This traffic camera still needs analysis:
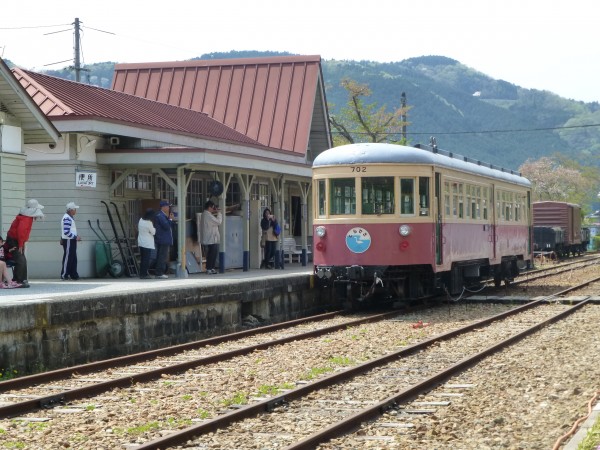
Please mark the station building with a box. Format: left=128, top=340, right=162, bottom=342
left=0, top=55, right=331, bottom=279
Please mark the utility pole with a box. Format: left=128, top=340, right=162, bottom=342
left=401, top=92, right=407, bottom=142
left=74, top=18, right=82, bottom=82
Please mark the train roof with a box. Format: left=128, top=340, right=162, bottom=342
left=313, top=143, right=531, bottom=187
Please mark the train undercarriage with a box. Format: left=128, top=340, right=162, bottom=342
left=315, top=256, right=524, bottom=307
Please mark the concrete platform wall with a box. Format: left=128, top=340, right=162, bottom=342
left=0, top=275, right=336, bottom=375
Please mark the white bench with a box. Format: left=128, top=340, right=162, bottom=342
left=283, top=237, right=311, bottom=263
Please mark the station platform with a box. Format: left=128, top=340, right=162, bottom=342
left=0, top=264, right=322, bottom=375
left=0, top=265, right=313, bottom=304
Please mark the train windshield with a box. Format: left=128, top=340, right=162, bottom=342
left=330, top=178, right=356, bottom=215
left=362, top=177, right=394, bottom=214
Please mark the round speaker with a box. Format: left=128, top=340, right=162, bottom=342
left=208, top=180, right=224, bottom=197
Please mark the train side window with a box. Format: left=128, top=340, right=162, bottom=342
left=400, top=178, right=414, bottom=215
left=444, top=181, right=451, bottom=217
left=330, top=178, right=356, bottom=215
left=482, top=187, right=488, bottom=220
left=419, top=177, right=430, bottom=216
left=466, top=185, right=472, bottom=219
left=362, top=177, right=394, bottom=215
left=318, top=179, right=326, bottom=217
left=458, top=183, right=464, bottom=219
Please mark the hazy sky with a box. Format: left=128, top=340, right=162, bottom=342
left=2, top=0, right=598, bottom=102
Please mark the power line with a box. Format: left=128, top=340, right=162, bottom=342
left=0, top=24, right=71, bottom=30
left=332, top=122, right=600, bottom=137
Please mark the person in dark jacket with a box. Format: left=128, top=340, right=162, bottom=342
left=154, top=200, right=174, bottom=279
left=260, top=208, right=279, bottom=269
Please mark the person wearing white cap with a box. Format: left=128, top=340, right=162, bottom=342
left=60, top=201, right=81, bottom=280
left=5, top=199, right=45, bottom=287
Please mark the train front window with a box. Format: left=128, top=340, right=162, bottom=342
left=362, top=177, right=394, bottom=215
left=330, top=178, right=356, bottom=215
left=400, top=178, right=414, bottom=215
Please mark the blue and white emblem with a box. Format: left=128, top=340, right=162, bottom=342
left=345, top=227, right=371, bottom=253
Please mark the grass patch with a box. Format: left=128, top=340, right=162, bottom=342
left=2, top=442, right=26, bottom=449
left=0, top=369, right=19, bottom=381
left=221, top=392, right=248, bottom=407
left=577, top=412, right=600, bottom=450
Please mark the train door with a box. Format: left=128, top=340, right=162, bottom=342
left=435, top=172, right=443, bottom=265
left=490, top=185, right=497, bottom=259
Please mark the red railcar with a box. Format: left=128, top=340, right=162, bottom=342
left=312, top=142, right=532, bottom=304
left=533, top=201, right=586, bottom=256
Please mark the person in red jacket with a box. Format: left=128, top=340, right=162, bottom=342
left=5, top=199, right=45, bottom=288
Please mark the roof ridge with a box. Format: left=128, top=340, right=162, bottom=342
left=114, top=55, right=322, bottom=70
left=14, top=68, right=268, bottom=148
left=12, top=67, right=74, bottom=115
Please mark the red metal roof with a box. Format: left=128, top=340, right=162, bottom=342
left=11, top=68, right=265, bottom=147
left=112, top=55, right=325, bottom=155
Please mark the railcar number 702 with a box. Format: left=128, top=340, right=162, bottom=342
left=350, top=166, right=367, bottom=172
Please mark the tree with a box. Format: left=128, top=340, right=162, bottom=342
left=329, top=78, right=410, bottom=146
left=518, top=156, right=599, bottom=209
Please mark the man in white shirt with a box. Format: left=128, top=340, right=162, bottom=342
left=61, top=202, right=81, bottom=280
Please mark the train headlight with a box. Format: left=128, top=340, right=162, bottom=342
left=399, top=224, right=412, bottom=236
left=315, top=226, right=327, bottom=238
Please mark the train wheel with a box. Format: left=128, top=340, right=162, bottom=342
left=343, top=283, right=364, bottom=310
left=494, top=273, right=502, bottom=287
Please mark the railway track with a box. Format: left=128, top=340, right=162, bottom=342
left=0, top=310, right=403, bottom=418
left=136, top=298, right=591, bottom=449
left=1, top=271, right=598, bottom=448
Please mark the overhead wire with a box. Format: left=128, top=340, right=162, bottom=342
left=332, top=122, right=600, bottom=137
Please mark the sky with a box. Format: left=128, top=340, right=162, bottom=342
left=1, top=0, right=599, bottom=103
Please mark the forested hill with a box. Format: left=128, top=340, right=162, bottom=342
left=7, top=51, right=600, bottom=169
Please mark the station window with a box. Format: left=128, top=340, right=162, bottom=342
left=138, top=173, right=152, bottom=191
left=186, top=177, right=204, bottom=219
left=419, top=177, right=430, bottom=216
left=330, top=178, right=356, bottom=215
left=251, top=182, right=270, bottom=207
left=362, top=177, right=394, bottom=215
left=112, top=170, right=124, bottom=197
left=157, top=175, right=176, bottom=205
left=400, top=178, right=414, bottom=215
left=226, top=181, right=241, bottom=210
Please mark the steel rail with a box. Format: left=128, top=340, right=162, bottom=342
left=286, top=299, right=591, bottom=449
left=133, top=299, right=548, bottom=450
left=0, top=310, right=344, bottom=392
left=0, top=310, right=400, bottom=419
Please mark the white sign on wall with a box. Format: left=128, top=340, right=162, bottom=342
left=76, top=170, right=97, bottom=188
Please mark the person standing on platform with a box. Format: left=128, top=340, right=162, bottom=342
left=200, top=200, right=222, bottom=274
left=60, top=202, right=81, bottom=280
left=154, top=200, right=174, bottom=279
left=137, top=208, right=156, bottom=279
left=5, top=199, right=45, bottom=288
left=0, top=236, right=21, bottom=288
left=260, top=208, right=279, bottom=269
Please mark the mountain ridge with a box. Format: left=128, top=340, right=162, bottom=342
left=5, top=51, right=599, bottom=170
